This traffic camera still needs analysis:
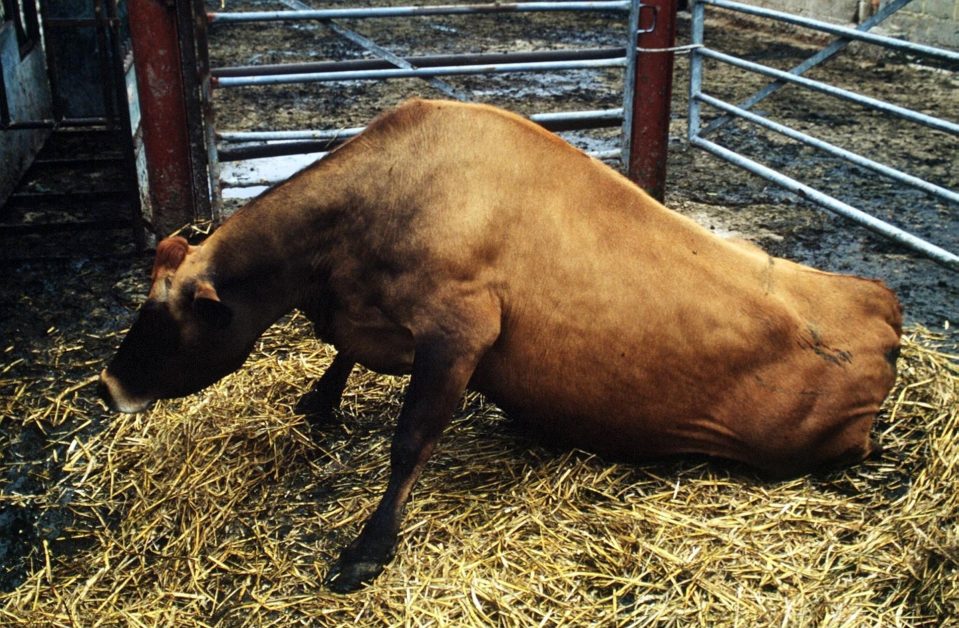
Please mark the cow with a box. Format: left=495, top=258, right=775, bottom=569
left=99, top=99, right=902, bottom=593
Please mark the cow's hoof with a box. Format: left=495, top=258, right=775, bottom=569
left=294, top=390, right=337, bottom=424
left=324, top=557, right=386, bottom=593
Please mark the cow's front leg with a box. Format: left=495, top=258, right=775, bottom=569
left=295, top=352, right=354, bottom=424
left=324, top=322, right=495, bottom=593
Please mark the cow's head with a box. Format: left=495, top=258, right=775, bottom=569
left=98, top=236, right=255, bottom=413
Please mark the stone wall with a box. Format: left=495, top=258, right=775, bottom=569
left=884, top=0, right=959, bottom=47
left=735, top=0, right=958, bottom=50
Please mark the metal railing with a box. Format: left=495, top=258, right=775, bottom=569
left=207, top=1, right=645, bottom=166
left=688, top=0, right=958, bottom=270
left=208, top=1, right=633, bottom=21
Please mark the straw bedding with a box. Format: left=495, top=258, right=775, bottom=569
left=1, top=316, right=956, bottom=626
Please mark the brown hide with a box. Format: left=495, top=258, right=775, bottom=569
left=104, top=98, right=901, bottom=478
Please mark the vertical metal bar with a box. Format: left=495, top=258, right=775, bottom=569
left=93, top=0, right=119, bottom=128
left=105, top=0, right=147, bottom=249
left=0, top=60, right=10, bottom=128
left=189, top=0, right=221, bottom=222
left=127, top=0, right=199, bottom=236
left=620, top=0, right=641, bottom=168
left=175, top=0, right=214, bottom=223
left=627, top=0, right=678, bottom=201
left=36, top=2, right=66, bottom=125
left=687, top=0, right=705, bottom=142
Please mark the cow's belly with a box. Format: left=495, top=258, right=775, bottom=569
left=469, top=331, right=734, bottom=460
left=328, top=313, right=415, bottom=376
left=471, top=343, right=832, bottom=472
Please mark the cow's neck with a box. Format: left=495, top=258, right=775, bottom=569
left=200, top=173, right=349, bottom=334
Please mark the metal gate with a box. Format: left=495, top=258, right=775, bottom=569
left=687, top=0, right=959, bottom=270
left=204, top=0, right=681, bottom=201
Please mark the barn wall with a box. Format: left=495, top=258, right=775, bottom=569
left=736, top=0, right=959, bottom=49
left=884, top=0, right=959, bottom=46
left=0, top=24, right=52, bottom=206
left=734, top=0, right=863, bottom=23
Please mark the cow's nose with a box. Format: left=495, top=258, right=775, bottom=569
left=97, top=370, right=117, bottom=410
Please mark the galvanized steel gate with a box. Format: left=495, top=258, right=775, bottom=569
left=206, top=0, right=679, bottom=199
left=687, top=0, right=959, bottom=270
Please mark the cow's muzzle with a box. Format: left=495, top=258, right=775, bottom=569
left=98, top=369, right=154, bottom=413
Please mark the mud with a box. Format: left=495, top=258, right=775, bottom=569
left=1, top=0, right=956, bottom=593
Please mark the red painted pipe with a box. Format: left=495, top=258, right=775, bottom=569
left=628, top=0, right=678, bottom=202
left=128, top=0, right=196, bottom=237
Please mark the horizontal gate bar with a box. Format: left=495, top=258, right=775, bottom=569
left=42, top=17, right=123, bottom=28
left=208, top=2, right=631, bottom=23
left=689, top=135, right=959, bottom=270
left=217, top=109, right=625, bottom=160
left=698, top=48, right=959, bottom=137
left=5, top=190, right=132, bottom=206
left=532, top=108, right=624, bottom=125
left=213, top=47, right=626, bottom=78
left=221, top=144, right=624, bottom=186
left=0, top=219, right=133, bottom=235
left=218, top=109, right=625, bottom=142
left=219, top=142, right=339, bottom=161
left=700, top=0, right=912, bottom=136
left=213, top=57, right=627, bottom=87
left=695, top=93, right=959, bottom=206
left=1, top=117, right=114, bottom=130
left=702, top=0, right=959, bottom=63
left=219, top=127, right=365, bottom=142
left=321, top=18, right=467, bottom=100
left=590, top=149, right=622, bottom=159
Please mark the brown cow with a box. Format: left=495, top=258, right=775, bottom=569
left=99, top=99, right=902, bottom=592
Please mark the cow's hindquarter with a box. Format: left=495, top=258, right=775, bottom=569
left=469, top=175, right=900, bottom=476
left=729, top=260, right=902, bottom=475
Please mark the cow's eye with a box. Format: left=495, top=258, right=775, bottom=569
left=132, top=302, right=181, bottom=352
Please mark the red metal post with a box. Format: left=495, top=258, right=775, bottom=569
left=627, top=0, right=679, bottom=202
left=127, top=0, right=198, bottom=237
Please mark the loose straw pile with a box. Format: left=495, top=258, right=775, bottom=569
left=2, top=315, right=956, bottom=625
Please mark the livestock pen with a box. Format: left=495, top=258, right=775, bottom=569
left=1, top=0, right=957, bottom=625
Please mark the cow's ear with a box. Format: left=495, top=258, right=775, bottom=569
left=153, top=236, right=191, bottom=281
left=193, top=281, right=233, bottom=329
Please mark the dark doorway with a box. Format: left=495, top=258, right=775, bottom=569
left=0, top=0, right=142, bottom=259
